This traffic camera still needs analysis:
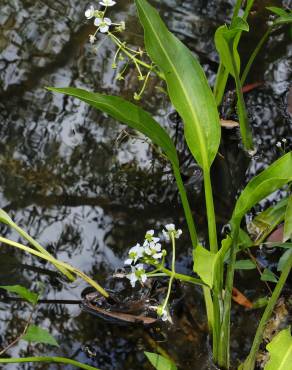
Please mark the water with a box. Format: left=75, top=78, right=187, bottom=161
left=0, top=0, right=291, bottom=369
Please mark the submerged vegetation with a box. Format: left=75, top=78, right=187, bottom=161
left=0, top=0, right=291, bottom=369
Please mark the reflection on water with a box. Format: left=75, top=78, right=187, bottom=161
left=0, top=0, right=291, bottom=369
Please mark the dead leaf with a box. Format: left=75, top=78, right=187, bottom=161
left=220, top=119, right=239, bottom=128
left=232, top=287, right=253, bottom=309
left=267, top=225, right=284, bottom=243
left=242, top=82, right=263, bottom=93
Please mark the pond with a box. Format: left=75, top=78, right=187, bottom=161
left=0, top=0, right=291, bottom=369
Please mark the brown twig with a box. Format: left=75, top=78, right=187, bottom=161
left=0, top=309, right=34, bottom=356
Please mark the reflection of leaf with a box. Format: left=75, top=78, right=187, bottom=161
left=234, top=260, right=256, bottom=270
left=261, top=269, right=278, bottom=283
left=144, top=352, right=177, bottom=370
left=22, top=325, right=59, bottom=347
left=265, top=328, right=292, bottom=370
left=0, top=285, right=38, bottom=305
left=284, top=196, right=292, bottom=242
left=135, top=0, right=220, bottom=170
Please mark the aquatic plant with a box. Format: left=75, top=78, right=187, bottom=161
left=1, top=0, right=291, bottom=369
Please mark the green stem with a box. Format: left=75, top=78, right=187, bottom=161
left=203, top=169, right=218, bottom=253
left=0, top=236, right=109, bottom=298
left=0, top=357, right=100, bottom=370
left=161, top=233, right=176, bottom=313
left=159, top=266, right=205, bottom=286
left=172, top=164, right=198, bottom=248
left=230, top=49, right=254, bottom=151
left=242, top=251, right=292, bottom=370
left=218, top=225, right=240, bottom=369
left=240, top=28, right=271, bottom=86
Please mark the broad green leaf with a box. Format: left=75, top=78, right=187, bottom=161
left=248, top=197, right=288, bottom=245
left=135, top=0, right=220, bottom=170
left=144, top=352, right=177, bottom=370
left=284, top=196, right=292, bottom=242
left=232, top=152, right=292, bottom=222
left=47, top=88, right=178, bottom=167
left=265, top=327, right=292, bottom=370
left=215, top=18, right=249, bottom=77
left=193, top=245, right=220, bottom=288
left=234, top=260, right=256, bottom=270
left=261, top=268, right=278, bottom=283
left=0, top=285, right=38, bottom=305
left=22, top=325, right=59, bottom=347
left=277, top=249, right=292, bottom=272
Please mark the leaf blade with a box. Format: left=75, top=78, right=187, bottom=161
left=284, top=196, right=292, bottom=242
left=265, top=328, right=292, bottom=370
left=135, top=0, right=220, bottom=169
left=0, top=285, right=38, bottom=305
left=144, top=352, right=177, bottom=370
left=22, top=325, right=59, bottom=347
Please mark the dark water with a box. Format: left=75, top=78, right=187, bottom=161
left=0, top=0, right=291, bottom=369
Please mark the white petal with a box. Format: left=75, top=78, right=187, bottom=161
left=104, top=17, right=112, bottom=25
left=146, top=229, right=154, bottom=236
left=124, top=258, right=133, bottom=265
left=162, top=230, right=170, bottom=241
left=94, top=18, right=102, bottom=26
left=153, top=253, right=163, bottom=259
left=165, top=223, right=175, bottom=231
left=152, top=237, right=160, bottom=243
left=136, top=263, right=144, bottom=270
left=99, top=25, right=109, bottom=33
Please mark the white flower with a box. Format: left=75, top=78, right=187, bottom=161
left=145, top=229, right=160, bottom=244
left=85, top=5, right=95, bottom=19
left=127, top=264, right=147, bottom=287
left=94, top=17, right=112, bottom=33
left=124, top=243, right=144, bottom=265
left=89, top=34, right=96, bottom=44
left=282, top=138, right=287, bottom=143
left=276, top=141, right=282, bottom=148
left=144, top=241, right=163, bottom=260
left=163, top=224, right=182, bottom=241
left=99, top=0, right=116, bottom=6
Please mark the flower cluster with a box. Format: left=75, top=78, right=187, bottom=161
left=85, top=1, right=125, bottom=42
left=124, top=225, right=182, bottom=287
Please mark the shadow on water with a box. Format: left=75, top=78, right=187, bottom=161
left=0, top=0, right=291, bottom=369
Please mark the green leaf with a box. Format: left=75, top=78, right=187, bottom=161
left=232, top=152, right=292, bottom=222
left=22, top=325, right=59, bottom=347
left=234, top=260, right=256, bottom=270
left=265, top=327, right=292, bottom=370
left=266, top=6, right=290, bottom=17
left=284, top=196, right=292, bottom=242
left=215, top=18, right=249, bottom=77
left=0, top=285, right=38, bottom=305
left=261, top=268, right=278, bottom=283
left=273, top=15, right=292, bottom=26
left=0, top=209, right=74, bottom=281
left=47, top=88, right=178, bottom=167
left=277, top=249, right=292, bottom=272
left=144, top=352, right=177, bottom=370
left=193, top=245, right=220, bottom=288
left=135, top=0, right=220, bottom=170
left=249, top=197, right=288, bottom=245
